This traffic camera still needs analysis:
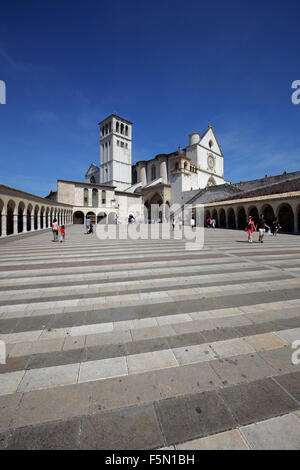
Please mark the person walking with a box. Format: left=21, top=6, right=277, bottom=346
left=86, top=217, right=91, bottom=234
left=272, top=217, right=281, bottom=236
left=246, top=216, right=255, bottom=243
left=190, top=217, right=196, bottom=231
left=59, top=225, right=66, bottom=242
left=257, top=214, right=270, bottom=243
left=52, top=218, right=58, bottom=242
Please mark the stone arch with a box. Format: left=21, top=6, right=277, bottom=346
left=237, top=206, right=247, bottom=230
left=297, top=203, right=300, bottom=234
left=7, top=199, right=16, bottom=235
left=205, top=210, right=211, bottom=226
left=277, top=203, right=294, bottom=233
left=40, top=206, right=45, bottom=229
left=97, top=211, right=107, bottom=224
left=227, top=207, right=236, bottom=229
left=27, top=204, right=33, bottom=231
left=18, top=201, right=26, bottom=233
left=147, top=193, right=163, bottom=221
left=86, top=211, right=96, bottom=224
left=73, top=211, right=84, bottom=224
left=261, top=204, right=275, bottom=228
left=212, top=209, right=218, bottom=225
left=45, top=207, right=50, bottom=228
left=0, top=198, right=4, bottom=236
left=219, top=208, right=226, bottom=228
left=34, top=205, right=39, bottom=230
left=206, top=176, right=216, bottom=187
left=247, top=206, right=259, bottom=226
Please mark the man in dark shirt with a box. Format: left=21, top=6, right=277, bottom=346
left=257, top=214, right=270, bottom=243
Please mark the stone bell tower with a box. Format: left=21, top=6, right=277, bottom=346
left=98, top=114, right=132, bottom=191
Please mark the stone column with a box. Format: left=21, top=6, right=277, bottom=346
left=37, top=212, right=41, bottom=230
left=47, top=213, right=51, bottom=228
left=23, top=214, right=27, bottom=233
left=293, top=207, right=299, bottom=233
left=31, top=214, right=35, bottom=230
left=159, top=156, right=168, bottom=184
left=138, top=162, right=147, bottom=186
left=13, top=213, right=18, bottom=235
left=1, top=213, right=7, bottom=237
left=234, top=208, right=238, bottom=229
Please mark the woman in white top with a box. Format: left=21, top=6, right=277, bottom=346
left=52, top=219, right=59, bottom=242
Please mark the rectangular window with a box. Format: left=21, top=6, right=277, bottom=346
left=121, top=141, right=124, bottom=148
left=117, top=140, right=119, bottom=146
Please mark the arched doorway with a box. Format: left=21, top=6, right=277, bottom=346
left=6, top=200, right=15, bottom=235
left=219, top=208, right=226, bottom=228
left=147, top=194, right=163, bottom=221
left=261, top=204, right=275, bottom=228
left=237, top=207, right=247, bottom=230
left=205, top=210, right=211, bottom=226
left=18, top=202, right=25, bottom=233
left=73, top=211, right=84, bottom=224
left=0, top=199, right=4, bottom=236
left=248, top=206, right=259, bottom=226
left=27, top=204, right=33, bottom=231
left=227, top=208, right=236, bottom=229
left=34, top=206, right=39, bottom=230
left=40, top=207, right=45, bottom=229
left=97, top=212, right=107, bottom=224
left=277, top=203, right=294, bottom=232
left=212, top=209, right=218, bottom=227
left=86, top=211, right=96, bottom=224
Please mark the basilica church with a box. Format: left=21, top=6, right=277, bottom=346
left=81, top=114, right=225, bottom=222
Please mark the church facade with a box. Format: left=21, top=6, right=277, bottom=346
left=83, top=114, right=225, bottom=221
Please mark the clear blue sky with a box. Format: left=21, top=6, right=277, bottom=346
left=0, top=0, right=299, bottom=196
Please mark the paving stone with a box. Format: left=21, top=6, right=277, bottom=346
left=259, top=347, right=300, bottom=374
left=0, top=393, right=22, bottom=432
left=131, top=325, right=176, bottom=342
left=240, top=413, right=300, bottom=449
left=78, top=356, right=128, bottom=383
left=7, top=417, right=81, bottom=450
left=85, top=343, right=127, bottom=361
left=172, top=319, right=216, bottom=335
left=219, top=378, right=298, bottom=426
left=276, top=328, right=300, bottom=344
left=125, top=337, right=170, bottom=356
left=80, top=404, right=164, bottom=450
left=167, top=332, right=206, bottom=349
left=12, top=383, right=91, bottom=429
left=155, top=362, right=223, bottom=398
left=88, top=371, right=162, bottom=413
left=0, top=431, right=9, bottom=449
left=155, top=390, right=236, bottom=445
left=173, top=344, right=216, bottom=365
left=0, top=355, right=29, bottom=373
left=63, top=334, right=86, bottom=350
left=210, top=338, right=255, bottom=358
left=85, top=330, right=132, bottom=347
left=18, top=363, right=80, bottom=392
left=244, top=333, right=289, bottom=351
left=127, top=349, right=178, bottom=375
left=274, top=372, right=300, bottom=403
left=213, top=315, right=252, bottom=329
left=201, top=327, right=240, bottom=342
left=210, top=353, right=277, bottom=385
left=177, top=429, right=249, bottom=450
left=26, top=348, right=85, bottom=370
left=0, top=370, right=25, bottom=396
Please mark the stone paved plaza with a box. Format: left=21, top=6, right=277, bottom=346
left=0, top=226, right=300, bottom=450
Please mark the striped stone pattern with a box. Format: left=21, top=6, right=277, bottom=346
left=0, top=226, right=300, bottom=450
